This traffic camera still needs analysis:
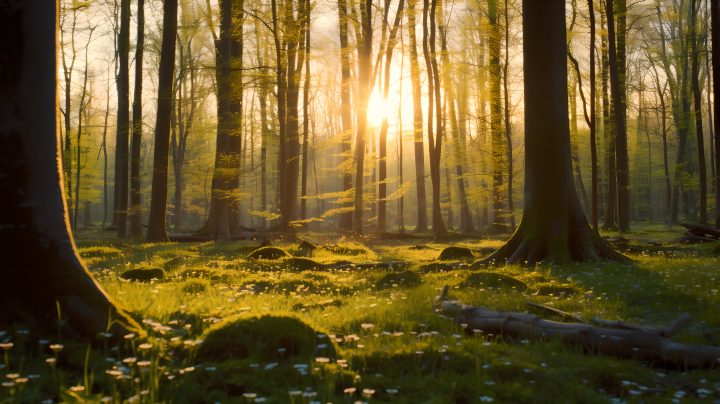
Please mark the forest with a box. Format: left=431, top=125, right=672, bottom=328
left=2, top=0, right=720, bottom=403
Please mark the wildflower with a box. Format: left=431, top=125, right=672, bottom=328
left=70, top=386, right=85, bottom=392
left=138, top=343, right=153, bottom=350
left=101, top=397, right=113, bottom=402
left=479, top=396, right=494, bottom=402
left=5, top=374, right=19, bottom=380
left=628, top=390, right=641, bottom=395
left=206, top=367, right=217, bottom=371
left=316, top=357, right=330, bottom=363
left=485, top=381, right=495, bottom=385
left=184, top=367, right=195, bottom=372
left=362, top=389, right=375, bottom=397
left=123, top=357, right=137, bottom=364
left=473, top=329, right=483, bottom=334
left=344, top=387, right=357, bottom=396
left=137, top=361, right=151, bottom=367
left=483, top=342, right=491, bottom=346
left=49, top=344, right=64, bottom=352
left=39, top=340, right=49, bottom=345
left=0, top=343, right=13, bottom=351
left=128, top=396, right=140, bottom=403
left=361, top=324, right=374, bottom=329
left=2, top=382, right=14, bottom=387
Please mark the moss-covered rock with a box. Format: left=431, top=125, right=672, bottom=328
left=163, top=256, right=186, bottom=271
left=246, top=246, right=290, bottom=260
left=438, top=246, right=474, bottom=260
left=461, top=272, right=528, bottom=292
left=78, top=246, right=123, bottom=259
left=375, top=270, right=423, bottom=290
left=120, top=267, right=165, bottom=282
left=195, top=313, right=336, bottom=362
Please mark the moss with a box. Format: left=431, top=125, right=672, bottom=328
left=246, top=246, right=290, bottom=260
left=297, top=240, right=318, bottom=250
left=235, top=245, right=260, bottom=256
left=180, top=268, right=214, bottom=278
left=418, top=261, right=458, bottom=273
left=195, top=313, right=336, bottom=362
left=375, top=270, right=423, bottom=290
left=461, top=272, right=528, bottom=292
left=438, top=246, right=474, bottom=260
left=324, top=244, right=369, bottom=256
left=120, top=267, right=165, bottom=282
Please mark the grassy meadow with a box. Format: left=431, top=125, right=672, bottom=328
left=2, top=225, right=720, bottom=403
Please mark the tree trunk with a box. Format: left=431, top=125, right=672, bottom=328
left=258, top=24, right=270, bottom=231
left=116, top=0, right=131, bottom=239
left=691, top=0, right=707, bottom=223
left=146, top=0, right=178, bottom=243
left=713, top=0, right=720, bottom=227
left=338, top=0, right=354, bottom=231
left=301, top=3, right=311, bottom=223
left=129, top=0, right=144, bottom=237
left=407, top=0, right=429, bottom=233
left=353, top=0, right=373, bottom=236
left=228, top=5, right=244, bottom=235
left=610, top=0, right=630, bottom=231
left=74, top=32, right=91, bottom=231
left=478, top=0, right=628, bottom=265
left=601, top=9, right=617, bottom=230
left=0, top=2, right=135, bottom=338
left=487, top=0, right=505, bottom=231
left=588, top=0, right=597, bottom=232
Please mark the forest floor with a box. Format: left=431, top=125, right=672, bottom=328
left=3, top=224, right=720, bottom=403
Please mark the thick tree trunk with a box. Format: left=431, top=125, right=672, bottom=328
left=228, top=8, right=244, bottom=235
left=116, top=0, right=131, bottom=239
left=146, top=0, right=178, bottom=243
left=407, top=0, right=429, bottom=233
left=129, top=0, right=144, bottom=237
left=600, top=10, right=617, bottom=230
left=478, top=0, right=628, bottom=265
left=0, top=2, right=135, bottom=338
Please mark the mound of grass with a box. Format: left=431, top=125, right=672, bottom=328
left=461, top=272, right=528, bottom=292
left=375, top=270, right=423, bottom=290
left=120, top=267, right=165, bottom=282
left=78, top=246, right=123, bottom=259
left=181, top=279, right=208, bottom=294
left=246, top=246, right=290, bottom=260
left=438, top=246, right=474, bottom=260
left=196, top=313, right=336, bottom=361
left=533, top=282, right=578, bottom=296
left=324, top=244, right=369, bottom=256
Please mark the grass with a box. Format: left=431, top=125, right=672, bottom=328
left=2, top=224, right=720, bottom=403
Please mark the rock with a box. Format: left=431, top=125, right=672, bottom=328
left=196, top=313, right=336, bottom=362
left=438, top=246, right=474, bottom=260
left=297, top=240, right=318, bottom=250
left=461, top=272, right=528, bottom=292
left=163, top=256, right=186, bottom=271
left=375, top=270, right=423, bottom=290
left=120, top=267, right=165, bottom=282
left=246, top=246, right=290, bottom=260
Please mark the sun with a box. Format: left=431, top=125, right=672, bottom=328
left=366, top=90, right=388, bottom=128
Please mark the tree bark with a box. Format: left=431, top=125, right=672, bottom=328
left=691, top=0, right=707, bottom=223
left=407, top=0, right=429, bottom=233
left=609, top=0, right=629, bottom=231
left=601, top=9, right=617, bottom=230
left=713, top=0, right=720, bottom=227
left=353, top=0, right=373, bottom=236
left=301, top=0, right=311, bottom=223
left=129, top=0, right=144, bottom=237
left=477, top=0, right=628, bottom=265
left=146, top=0, right=178, bottom=243
left=338, top=0, right=354, bottom=231
left=488, top=0, right=505, bottom=231
left=0, top=1, right=135, bottom=338
left=116, top=0, right=131, bottom=239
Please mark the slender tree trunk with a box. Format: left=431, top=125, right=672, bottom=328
left=129, top=0, right=144, bottom=237
left=116, top=0, right=131, bottom=239
left=301, top=3, right=311, bottom=223
left=258, top=26, right=270, bottom=230
left=146, top=0, right=178, bottom=242
left=73, top=34, right=91, bottom=231
left=407, top=0, right=429, bottom=232
left=338, top=0, right=354, bottom=231
left=488, top=0, right=505, bottom=231
left=601, top=9, right=617, bottom=230
left=589, top=0, right=597, bottom=231
left=691, top=0, right=707, bottom=223
left=503, top=0, right=515, bottom=231
left=353, top=0, right=373, bottom=236
left=102, top=76, right=110, bottom=232
left=611, top=0, right=630, bottom=231
left=713, top=0, right=720, bottom=226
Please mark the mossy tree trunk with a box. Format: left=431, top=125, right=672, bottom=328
left=0, top=1, right=136, bottom=338
left=478, top=0, right=628, bottom=265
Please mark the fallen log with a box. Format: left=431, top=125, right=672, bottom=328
left=442, top=300, right=720, bottom=368
left=673, top=234, right=718, bottom=244
left=525, top=301, right=585, bottom=323
left=680, top=222, right=720, bottom=239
